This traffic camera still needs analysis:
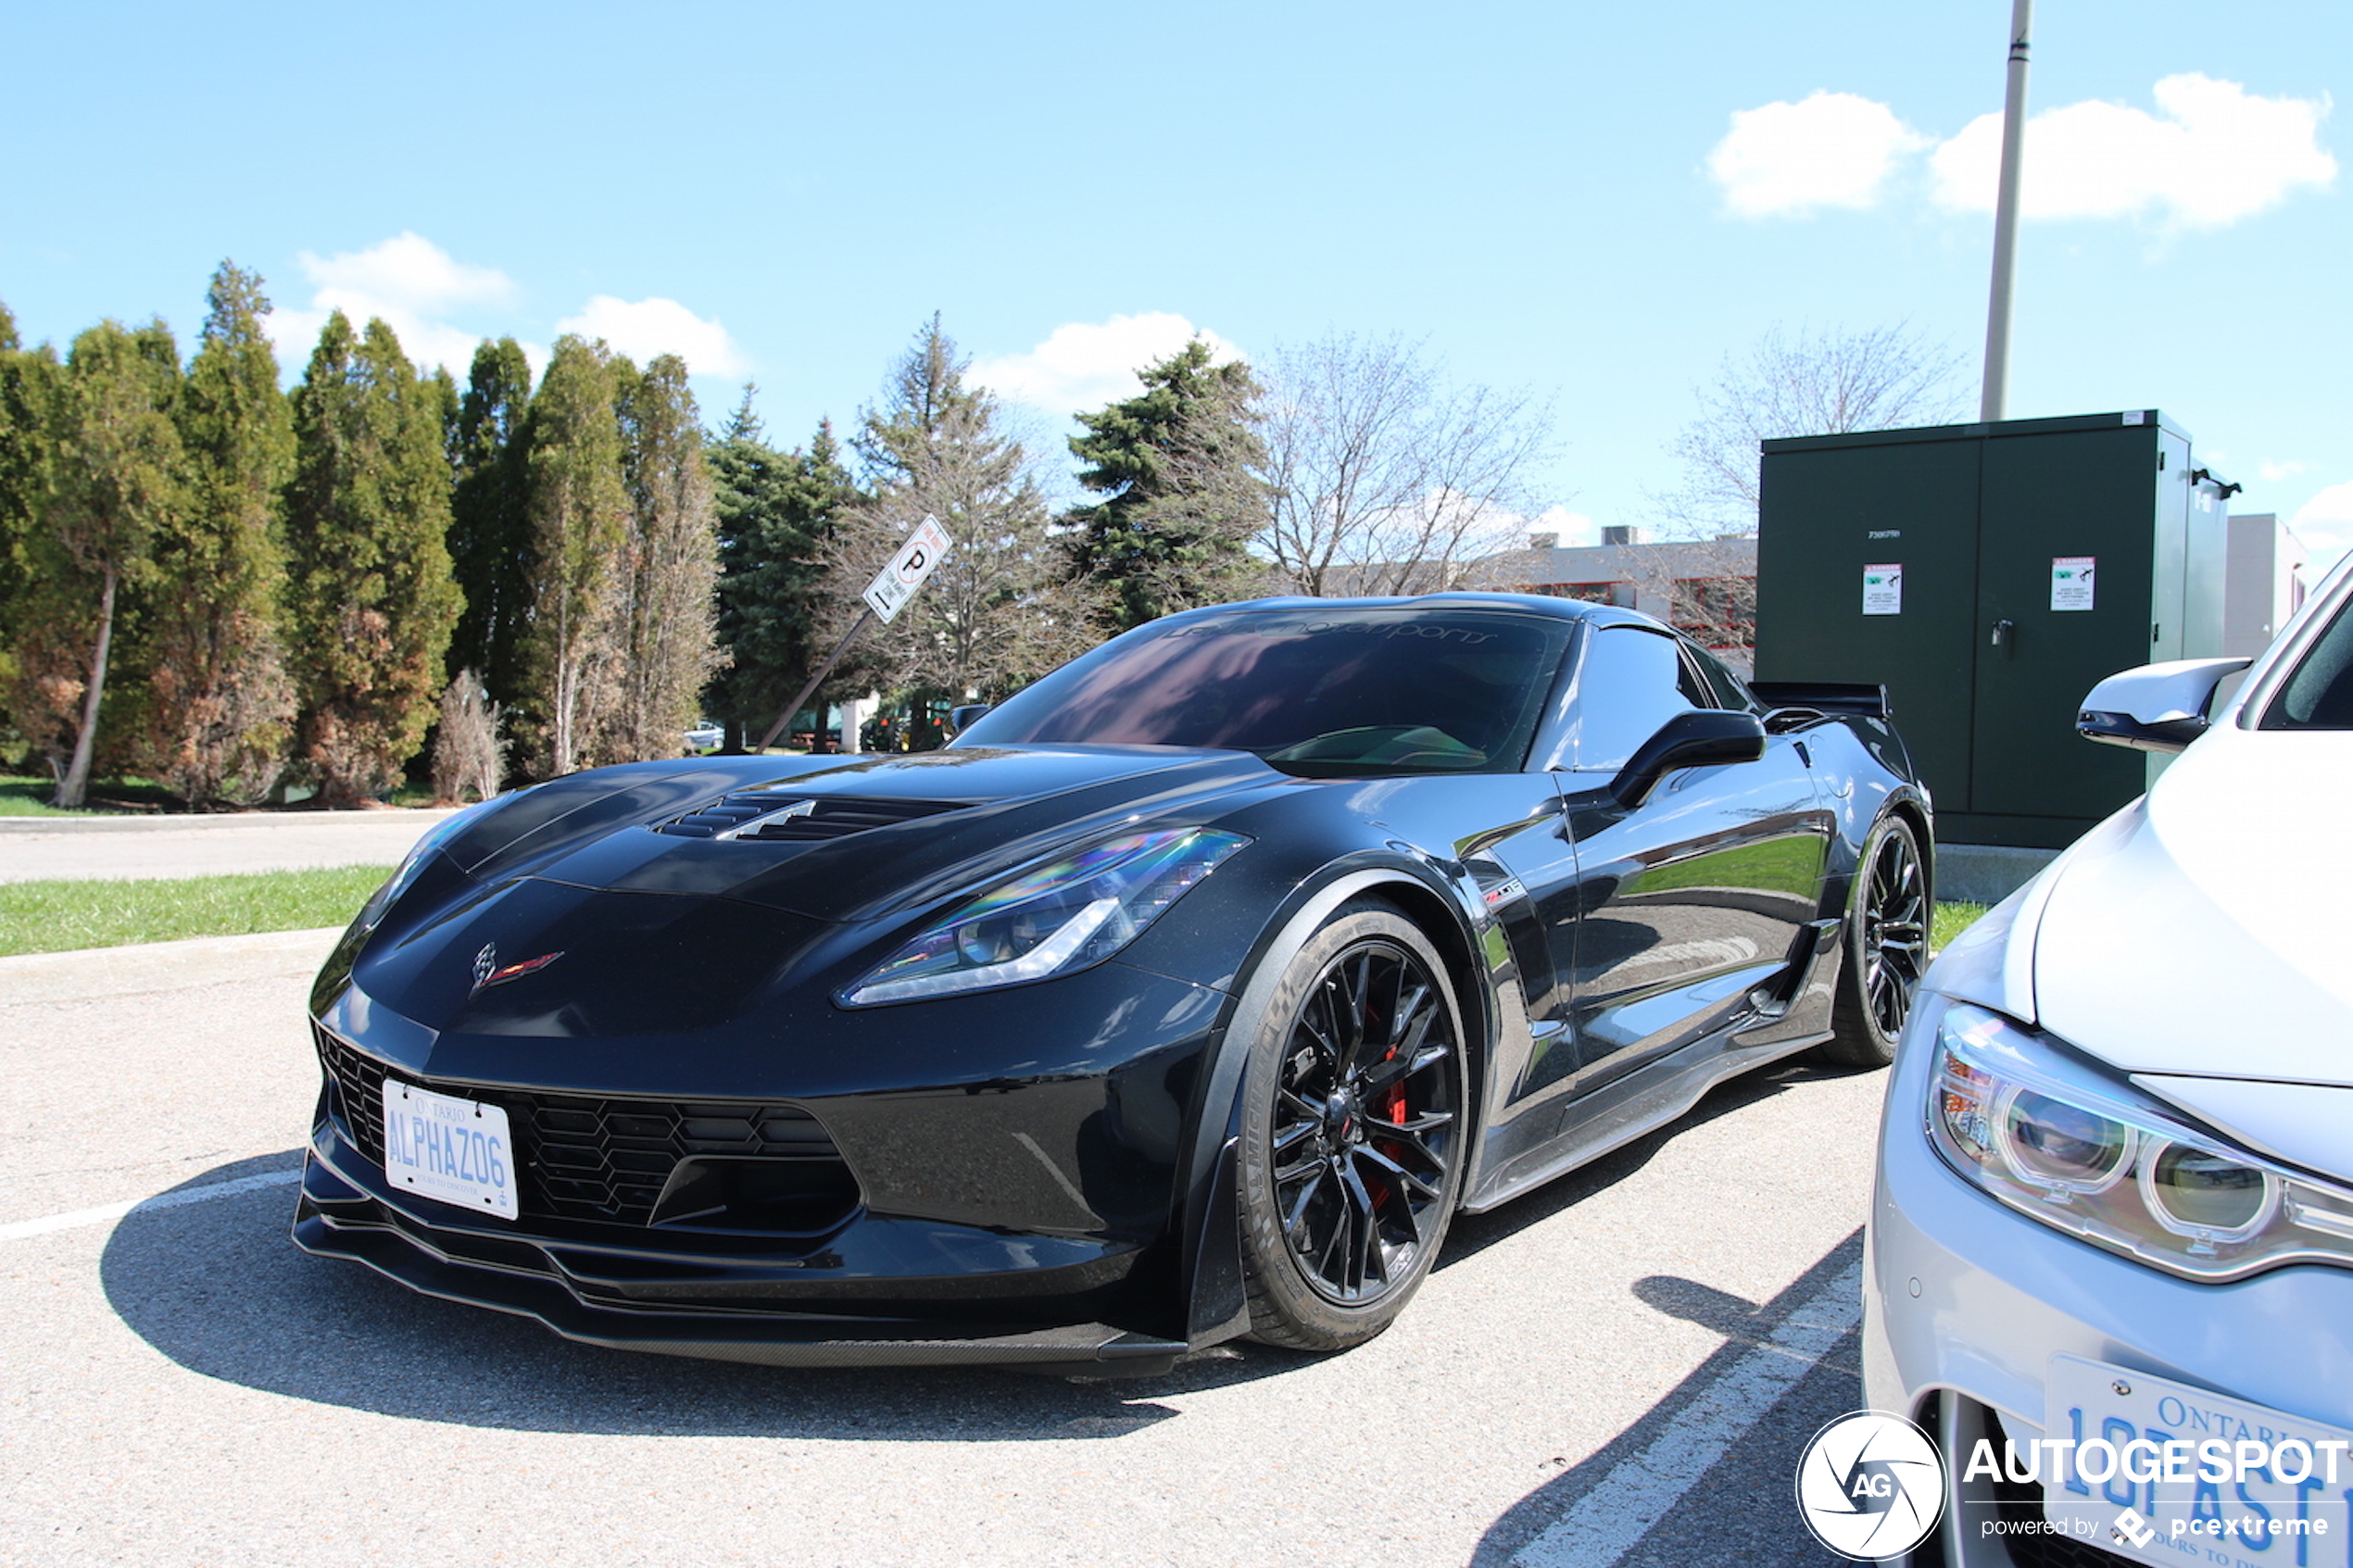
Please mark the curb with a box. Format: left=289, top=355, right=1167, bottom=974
left=0, top=926, right=346, bottom=1005
left=0, top=807, right=461, bottom=835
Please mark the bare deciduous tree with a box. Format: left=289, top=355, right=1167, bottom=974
left=431, top=669, right=506, bottom=803
left=1635, top=322, right=1969, bottom=665
left=1257, top=333, right=1554, bottom=596
left=1655, top=321, right=1969, bottom=539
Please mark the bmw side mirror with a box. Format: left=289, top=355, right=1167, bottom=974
left=2077, top=657, right=2252, bottom=754
left=949, top=703, right=993, bottom=737
left=1611, top=710, right=1768, bottom=809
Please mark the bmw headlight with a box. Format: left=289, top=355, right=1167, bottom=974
left=1926, top=1000, right=2353, bottom=1282
left=353, top=794, right=512, bottom=935
left=840, top=827, right=1248, bottom=1007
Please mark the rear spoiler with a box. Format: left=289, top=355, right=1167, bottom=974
left=1747, top=681, right=1893, bottom=721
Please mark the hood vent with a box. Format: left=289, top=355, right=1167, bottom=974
left=655, top=792, right=967, bottom=842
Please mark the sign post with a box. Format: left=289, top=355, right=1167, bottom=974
left=752, top=518, right=951, bottom=753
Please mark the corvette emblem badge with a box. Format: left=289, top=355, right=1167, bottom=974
left=469, top=942, right=563, bottom=993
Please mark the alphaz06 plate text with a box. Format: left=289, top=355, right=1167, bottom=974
left=380, top=1080, right=518, bottom=1220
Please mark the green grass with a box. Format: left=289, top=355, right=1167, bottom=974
left=1932, top=901, right=1988, bottom=952
left=0, top=772, right=208, bottom=816
left=0, top=863, right=394, bottom=957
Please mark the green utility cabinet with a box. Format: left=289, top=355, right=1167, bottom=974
left=1755, top=411, right=2229, bottom=849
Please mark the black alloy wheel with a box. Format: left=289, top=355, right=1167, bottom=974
left=1821, top=815, right=1929, bottom=1068
left=1236, top=902, right=1467, bottom=1349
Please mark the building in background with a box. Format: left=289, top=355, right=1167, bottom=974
left=1473, top=528, right=1759, bottom=673
left=2223, top=513, right=2308, bottom=658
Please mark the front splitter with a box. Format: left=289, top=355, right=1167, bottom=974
left=293, top=1156, right=1186, bottom=1375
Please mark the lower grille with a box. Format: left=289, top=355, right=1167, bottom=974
left=316, top=1026, right=857, bottom=1232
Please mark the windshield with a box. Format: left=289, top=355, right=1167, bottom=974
left=2261, top=590, right=2353, bottom=729
left=958, top=608, right=1574, bottom=776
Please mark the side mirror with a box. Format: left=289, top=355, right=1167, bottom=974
left=2077, top=657, right=2252, bottom=754
left=949, top=703, right=993, bottom=737
left=1611, top=709, right=1768, bottom=809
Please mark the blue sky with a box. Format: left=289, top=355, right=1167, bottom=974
left=4, top=1, right=2346, bottom=567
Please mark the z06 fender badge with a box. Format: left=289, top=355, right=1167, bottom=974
left=470, top=943, right=564, bottom=993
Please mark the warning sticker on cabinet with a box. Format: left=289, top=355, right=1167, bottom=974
left=2051, top=557, right=2095, bottom=611
left=1862, top=564, right=1902, bottom=616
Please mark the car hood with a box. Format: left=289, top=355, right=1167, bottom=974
left=444, top=744, right=1295, bottom=924
left=333, top=745, right=1297, bottom=1042
left=2031, top=723, right=2353, bottom=1096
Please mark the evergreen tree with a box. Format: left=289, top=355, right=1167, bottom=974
left=707, top=391, right=852, bottom=747
left=604, top=354, right=723, bottom=761
left=6, top=320, right=184, bottom=806
left=445, top=338, right=536, bottom=709
left=1065, top=339, right=1272, bottom=632
left=283, top=312, right=461, bottom=807
left=518, top=334, right=629, bottom=776
left=830, top=317, right=1092, bottom=707
left=0, top=304, right=60, bottom=720
left=136, top=261, right=296, bottom=806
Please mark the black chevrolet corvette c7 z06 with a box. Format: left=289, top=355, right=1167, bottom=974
left=297, top=595, right=1931, bottom=1374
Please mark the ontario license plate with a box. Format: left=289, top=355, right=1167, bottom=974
left=380, top=1079, right=518, bottom=1220
left=2042, top=1354, right=2353, bottom=1564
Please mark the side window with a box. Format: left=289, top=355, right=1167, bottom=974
left=1573, top=627, right=1695, bottom=771
left=1683, top=643, right=1761, bottom=713
left=1675, top=648, right=1718, bottom=709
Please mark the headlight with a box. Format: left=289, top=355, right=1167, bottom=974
left=839, top=827, right=1248, bottom=1007
left=1927, top=1001, right=2353, bottom=1282
left=353, top=794, right=511, bottom=934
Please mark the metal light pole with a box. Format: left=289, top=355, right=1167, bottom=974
left=1980, top=0, right=2033, bottom=421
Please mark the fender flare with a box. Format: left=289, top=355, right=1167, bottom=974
left=1174, top=863, right=1478, bottom=1346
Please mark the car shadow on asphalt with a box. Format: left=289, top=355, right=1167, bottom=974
left=96, top=1151, right=1316, bottom=1438
left=98, top=1055, right=1877, bottom=1444
left=1469, top=1231, right=1866, bottom=1568
left=1438, top=1055, right=1872, bottom=1270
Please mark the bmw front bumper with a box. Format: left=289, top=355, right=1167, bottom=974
left=1862, top=986, right=2353, bottom=1563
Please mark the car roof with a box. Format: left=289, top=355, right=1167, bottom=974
left=1157, top=592, right=1669, bottom=633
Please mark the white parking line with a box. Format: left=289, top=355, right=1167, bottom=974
left=1509, top=1257, right=1864, bottom=1567
left=0, top=1167, right=302, bottom=1242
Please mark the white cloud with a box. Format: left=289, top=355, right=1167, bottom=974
left=2291, top=481, right=2353, bottom=565
left=1528, top=507, right=1602, bottom=548
left=266, top=232, right=520, bottom=376
left=1706, top=91, right=1930, bottom=218
left=1930, top=74, right=2336, bottom=229
left=972, top=313, right=1243, bottom=414
left=554, top=295, right=749, bottom=379
left=2260, top=458, right=2313, bottom=484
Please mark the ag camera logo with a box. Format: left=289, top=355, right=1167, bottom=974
left=1795, top=1410, right=1946, bottom=1560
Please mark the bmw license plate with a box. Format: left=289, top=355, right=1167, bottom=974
left=2043, top=1354, right=2353, bottom=1564
left=380, top=1079, right=518, bottom=1220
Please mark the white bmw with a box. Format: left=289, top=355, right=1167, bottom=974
left=1864, top=552, right=2353, bottom=1567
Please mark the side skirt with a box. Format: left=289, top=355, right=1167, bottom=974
left=1457, top=1019, right=1831, bottom=1215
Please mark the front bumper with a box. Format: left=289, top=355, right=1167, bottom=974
left=294, top=958, right=1239, bottom=1372
left=295, top=1142, right=1188, bottom=1374
left=1862, top=990, right=2353, bottom=1560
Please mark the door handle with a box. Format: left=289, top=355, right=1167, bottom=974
left=1990, top=618, right=2015, bottom=648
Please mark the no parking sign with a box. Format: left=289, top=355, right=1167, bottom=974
left=862, top=517, right=951, bottom=622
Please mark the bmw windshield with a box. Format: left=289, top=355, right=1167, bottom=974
left=959, top=607, right=1575, bottom=777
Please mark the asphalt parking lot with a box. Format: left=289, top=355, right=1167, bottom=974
left=0, top=925, right=1877, bottom=1567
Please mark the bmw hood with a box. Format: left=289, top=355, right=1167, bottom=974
left=2028, top=724, right=2353, bottom=1098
